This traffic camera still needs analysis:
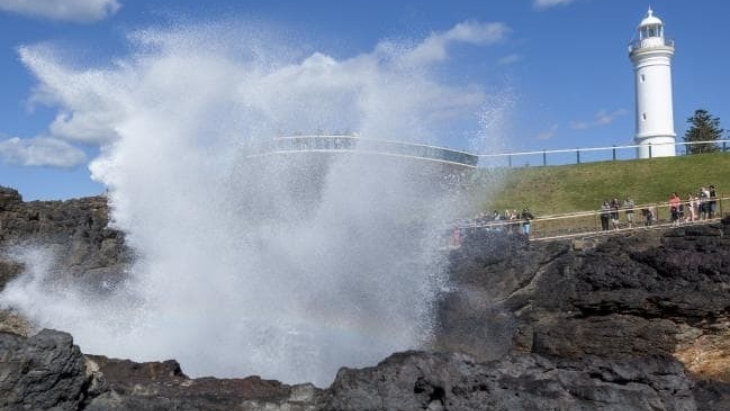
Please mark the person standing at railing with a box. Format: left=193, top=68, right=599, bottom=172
left=624, top=196, right=635, bottom=228
left=610, top=198, right=621, bottom=230
left=600, top=201, right=611, bottom=231
left=520, top=208, right=534, bottom=237
left=508, top=209, right=520, bottom=234
left=699, top=186, right=710, bottom=220
left=686, top=194, right=697, bottom=222
left=669, top=192, right=681, bottom=226
left=642, top=206, right=655, bottom=227
left=709, top=185, right=717, bottom=219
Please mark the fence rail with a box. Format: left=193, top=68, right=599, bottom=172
left=477, top=139, right=730, bottom=168
left=456, top=196, right=727, bottom=242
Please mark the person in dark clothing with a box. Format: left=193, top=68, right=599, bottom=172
left=520, top=208, right=534, bottom=236
left=709, top=185, right=717, bottom=219
left=600, top=201, right=610, bottom=231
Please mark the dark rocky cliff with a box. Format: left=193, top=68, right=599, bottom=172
left=0, top=187, right=129, bottom=336
left=1, top=185, right=730, bottom=410
left=0, top=187, right=128, bottom=284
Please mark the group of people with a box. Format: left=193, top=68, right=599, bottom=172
left=600, top=198, right=634, bottom=230
left=453, top=183, right=720, bottom=247
left=667, top=185, right=718, bottom=225
left=451, top=208, right=535, bottom=246
left=600, top=184, right=718, bottom=230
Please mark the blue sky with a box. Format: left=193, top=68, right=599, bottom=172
left=0, top=0, right=728, bottom=200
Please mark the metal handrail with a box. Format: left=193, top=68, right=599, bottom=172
left=629, top=37, right=675, bottom=52
left=457, top=196, right=727, bottom=242
left=476, top=139, right=730, bottom=167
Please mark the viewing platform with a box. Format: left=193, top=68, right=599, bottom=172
left=250, top=135, right=479, bottom=169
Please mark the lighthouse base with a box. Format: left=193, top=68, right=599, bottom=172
left=635, top=136, right=676, bottom=159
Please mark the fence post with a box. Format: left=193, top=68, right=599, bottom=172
left=612, top=145, right=616, bottom=161
left=576, top=148, right=580, bottom=164
left=543, top=149, right=547, bottom=166
left=649, top=144, right=653, bottom=158
left=508, top=155, right=512, bottom=168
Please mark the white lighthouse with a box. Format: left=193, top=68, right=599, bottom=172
left=629, top=7, right=676, bottom=158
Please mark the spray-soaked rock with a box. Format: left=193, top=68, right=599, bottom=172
left=0, top=329, right=93, bottom=410
left=83, top=353, right=326, bottom=411
left=326, top=350, right=696, bottom=411
left=0, top=328, right=328, bottom=411
left=0, top=329, right=702, bottom=411
left=0, top=186, right=130, bottom=294
left=438, top=216, right=730, bottom=409
left=2, top=186, right=730, bottom=409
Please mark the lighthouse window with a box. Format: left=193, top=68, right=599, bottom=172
left=648, top=27, right=656, bottom=37
left=642, top=113, right=647, bottom=121
left=641, top=74, right=645, bottom=82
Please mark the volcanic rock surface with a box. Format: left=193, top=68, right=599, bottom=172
left=1, top=185, right=730, bottom=410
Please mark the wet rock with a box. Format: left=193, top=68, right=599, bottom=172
left=1, top=186, right=730, bottom=408
left=327, top=351, right=695, bottom=411
left=0, top=329, right=93, bottom=411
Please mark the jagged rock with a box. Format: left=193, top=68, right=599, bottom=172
left=327, top=350, right=696, bottom=411
left=439, top=220, right=730, bottom=364
left=0, top=187, right=130, bottom=303
left=0, top=329, right=93, bottom=411
left=0, top=260, right=23, bottom=290
left=0, top=329, right=328, bottom=411
left=83, top=354, right=326, bottom=411
left=2, top=186, right=730, bottom=409
left=436, top=218, right=730, bottom=409
left=0, top=309, right=31, bottom=336
left=0, top=187, right=23, bottom=211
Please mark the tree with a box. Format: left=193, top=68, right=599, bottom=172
left=683, top=109, right=723, bottom=154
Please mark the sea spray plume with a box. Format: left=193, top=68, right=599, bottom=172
left=0, top=245, right=144, bottom=341
left=2, top=18, right=502, bottom=386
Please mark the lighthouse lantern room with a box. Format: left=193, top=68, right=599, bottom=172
left=629, top=8, right=676, bottom=158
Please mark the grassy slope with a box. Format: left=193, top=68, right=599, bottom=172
left=479, top=152, right=730, bottom=216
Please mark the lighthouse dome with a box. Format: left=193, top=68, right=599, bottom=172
left=639, top=8, right=662, bottom=28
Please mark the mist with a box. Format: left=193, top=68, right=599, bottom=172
left=0, top=17, right=500, bottom=386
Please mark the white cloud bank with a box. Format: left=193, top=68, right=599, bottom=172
left=13, top=18, right=508, bottom=149
left=0, top=136, right=86, bottom=168
left=394, top=20, right=510, bottom=66
left=0, top=0, right=120, bottom=22
left=5, top=18, right=511, bottom=170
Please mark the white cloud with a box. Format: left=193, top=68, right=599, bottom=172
left=570, top=109, right=629, bottom=130
left=19, top=45, right=122, bottom=145
left=498, top=53, right=523, bottom=65
left=400, top=20, right=510, bottom=66
left=0, top=137, right=86, bottom=168
left=0, top=0, right=120, bottom=22
left=13, top=19, right=498, bottom=175
left=536, top=124, right=559, bottom=140
left=533, top=0, right=575, bottom=10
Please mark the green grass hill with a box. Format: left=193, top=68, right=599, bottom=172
left=476, top=152, right=730, bottom=216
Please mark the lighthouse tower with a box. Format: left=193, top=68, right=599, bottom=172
left=629, top=8, right=676, bottom=158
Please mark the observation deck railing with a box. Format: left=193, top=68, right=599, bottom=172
left=260, top=135, right=479, bottom=167
left=457, top=196, right=728, bottom=242
left=477, top=139, right=730, bottom=168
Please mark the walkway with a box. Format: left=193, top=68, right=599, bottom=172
left=457, top=196, right=727, bottom=243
